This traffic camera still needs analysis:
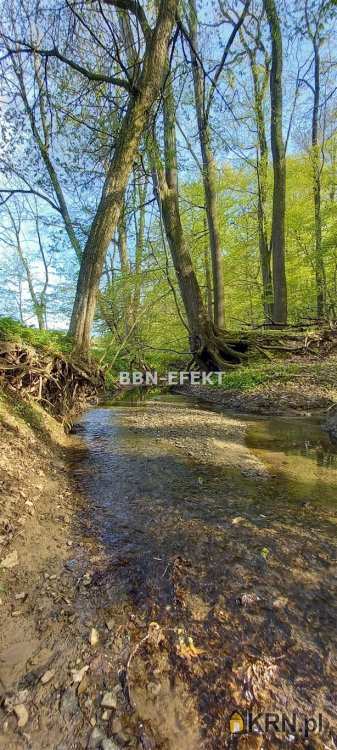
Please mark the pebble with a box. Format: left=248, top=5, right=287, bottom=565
left=101, top=692, right=117, bottom=710
left=71, top=664, right=89, bottom=683
left=40, top=669, right=55, bottom=684
left=101, top=740, right=118, bottom=750
left=90, top=628, right=99, bottom=646
left=14, top=704, right=29, bottom=728
left=273, top=596, right=288, bottom=609
left=88, top=727, right=105, bottom=748
left=60, top=687, right=78, bottom=718
left=239, top=593, right=261, bottom=607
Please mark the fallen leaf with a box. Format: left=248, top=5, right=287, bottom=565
left=0, top=550, right=18, bottom=569
left=90, top=627, right=99, bottom=646
left=176, top=629, right=205, bottom=660
left=40, top=669, right=55, bottom=684
left=71, top=665, right=89, bottom=684
left=14, top=704, right=28, bottom=728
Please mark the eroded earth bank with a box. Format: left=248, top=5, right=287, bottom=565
left=1, top=395, right=337, bottom=750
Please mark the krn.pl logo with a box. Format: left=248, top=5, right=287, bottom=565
left=229, top=711, right=245, bottom=733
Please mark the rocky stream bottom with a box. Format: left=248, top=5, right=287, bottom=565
left=1, top=394, right=337, bottom=750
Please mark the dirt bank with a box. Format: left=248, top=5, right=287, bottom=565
left=173, top=355, right=337, bottom=416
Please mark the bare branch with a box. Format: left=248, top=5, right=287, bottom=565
left=0, top=188, right=61, bottom=213
left=206, top=0, right=251, bottom=119
left=102, top=0, right=152, bottom=41
left=3, top=38, right=134, bottom=91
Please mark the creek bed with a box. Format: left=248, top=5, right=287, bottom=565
left=71, top=394, right=337, bottom=749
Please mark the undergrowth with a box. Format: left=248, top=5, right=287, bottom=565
left=0, top=317, right=73, bottom=355
left=208, top=362, right=301, bottom=390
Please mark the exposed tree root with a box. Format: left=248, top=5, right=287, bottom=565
left=0, top=340, right=104, bottom=424
left=188, top=323, right=337, bottom=371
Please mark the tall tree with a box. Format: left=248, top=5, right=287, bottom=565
left=188, top=0, right=225, bottom=329
left=303, top=0, right=331, bottom=316
left=1, top=202, right=50, bottom=329
left=187, top=0, right=250, bottom=330
left=241, top=17, right=273, bottom=320
left=264, top=0, right=288, bottom=324
left=150, top=66, right=244, bottom=367
left=68, top=0, right=179, bottom=352
left=4, top=41, right=82, bottom=261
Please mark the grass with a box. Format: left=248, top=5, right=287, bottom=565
left=0, top=317, right=73, bottom=355
left=207, top=361, right=302, bottom=391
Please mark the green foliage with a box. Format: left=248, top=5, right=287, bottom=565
left=0, top=316, right=73, bottom=355
left=208, top=361, right=301, bottom=391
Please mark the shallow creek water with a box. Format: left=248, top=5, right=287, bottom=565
left=72, top=394, right=337, bottom=749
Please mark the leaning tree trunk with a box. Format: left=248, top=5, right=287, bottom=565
left=68, top=0, right=178, bottom=353
left=150, top=69, right=246, bottom=369
left=132, top=177, right=147, bottom=324
left=189, top=0, right=225, bottom=329
left=264, top=0, right=287, bottom=325
left=311, top=41, right=326, bottom=317
left=250, top=53, right=273, bottom=321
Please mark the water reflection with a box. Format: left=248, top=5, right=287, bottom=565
left=71, top=397, right=337, bottom=748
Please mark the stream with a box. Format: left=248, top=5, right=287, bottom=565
left=71, top=394, right=337, bottom=748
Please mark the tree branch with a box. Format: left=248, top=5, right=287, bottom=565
left=0, top=188, right=61, bottom=213
left=206, top=0, right=251, bottom=119
left=102, top=0, right=152, bottom=41
left=3, top=38, right=134, bottom=92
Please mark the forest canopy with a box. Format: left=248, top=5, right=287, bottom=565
left=0, top=0, right=336, bottom=371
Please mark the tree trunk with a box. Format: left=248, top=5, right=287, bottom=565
left=132, top=177, right=147, bottom=323
left=150, top=71, right=245, bottom=368
left=264, top=0, right=287, bottom=324
left=250, top=55, right=273, bottom=321
left=189, top=0, right=225, bottom=329
left=311, top=41, right=326, bottom=317
left=203, top=215, right=213, bottom=319
left=117, top=199, right=130, bottom=274
left=68, top=0, right=179, bottom=353
left=35, top=304, right=46, bottom=330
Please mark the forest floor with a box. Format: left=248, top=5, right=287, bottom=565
left=173, top=354, right=337, bottom=418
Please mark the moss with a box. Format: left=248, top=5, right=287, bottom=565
left=0, top=389, right=45, bottom=434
